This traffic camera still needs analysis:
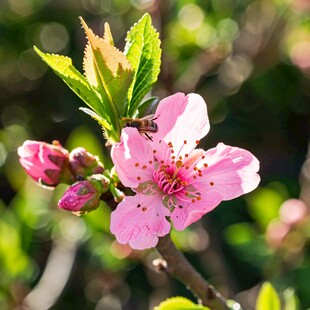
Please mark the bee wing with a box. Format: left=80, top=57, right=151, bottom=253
left=139, top=114, right=155, bottom=121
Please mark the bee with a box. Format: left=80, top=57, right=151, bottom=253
left=122, top=114, right=159, bottom=141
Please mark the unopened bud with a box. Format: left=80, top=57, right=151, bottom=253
left=58, top=174, right=110, bottom=215
left=69, top=147, right=104, bottom=180
left=18, top=140, right=73, bottom=187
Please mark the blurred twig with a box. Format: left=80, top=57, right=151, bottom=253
left=156, top=234, right=229, bottom=310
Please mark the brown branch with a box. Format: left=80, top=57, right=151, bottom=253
left=156, top=234, right=229, bottom=310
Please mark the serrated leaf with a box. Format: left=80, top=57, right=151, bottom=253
left=34, top=46, right=106, bottom=120
left=81, top=17, right=133, bottom=118
left=256, top=282, right=281, bottom=310
left=124, top=13, right=161, bottom=117
left=154, top=297, right=210, bottom=310
left=103, top=22, right=114, bottom=46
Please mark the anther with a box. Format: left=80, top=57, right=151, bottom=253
left=142, top=207, right=147, bottom=212
left=153, top=150, right=157, bottom=154
left=149, top=160, right=153, bottom=164
left=137, top=176, right=141, bottom=180
left=135, top=163, right=139, bottom=167
left=176, top=160, right=183, bottom=168
left=142, top=165, right=147, bottom=169
left=185, top=154, right=189, bottom=157
left=171, top=155, right=176, bottom=159
left=192, top=199, right=196, bottom=203
left=195, top=140, right=200, bottom=145
left=210, top=182, right=214, bottom=186
left=202, top=155, right=205, bottom=159
left=197, top=196, right=201, bottom=201
left=184, top=140, right=187, bottom=144
left=203, top=163, right=208, bottom=168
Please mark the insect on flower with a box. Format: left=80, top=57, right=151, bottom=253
left=122, top=115, right=159, bottom=141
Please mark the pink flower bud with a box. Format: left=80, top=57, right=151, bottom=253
left=69, top=147, right=104, bottom=179
left=58, top=175, right=110, bottom=215
left=18, top=140, right=71, bottom=187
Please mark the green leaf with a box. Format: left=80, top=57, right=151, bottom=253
left=283, top=288, right=300, bottom=310
left=124, top=13, right=161, bottom=117
left=34, top=46, right=106, bottom=121
left=256, top=282, right=281, bottom=310
left=81, top=17, right=134, bottom=123
left=154, top=297, right=210, bottom=310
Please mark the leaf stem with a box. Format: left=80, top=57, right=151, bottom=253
left=156, top=234, right=229, bottom=310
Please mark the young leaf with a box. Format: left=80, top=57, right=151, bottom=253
left=34, top=47, right=106, bottom=120
left=103, top=22, right=114, bottom=46
left=124, top=13, right=161, bottom=117
left=81, top=17, right=133, bottom=119
left=154, top=296, right=210, bottom=310
left=256, top=282, right=281, bottom=310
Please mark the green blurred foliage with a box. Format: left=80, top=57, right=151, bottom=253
left=1, top=0, right=310, bottom=309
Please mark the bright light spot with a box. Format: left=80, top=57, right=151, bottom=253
left=131, top=0, right=155, bottom=10
left=195, top=23, right=217, bottom=48
left=217, top=18, right=239, bottom=41
left=18, top=49, right=47, bottom=80
left=179, top=4, right=205, bottom=31
left=39, top=22, right=69, bottom=53
left=290, top=41, right=310, bottom=70
left=59, top=216, right=87, bottom=242
left=8, top=0, right=34, bottom=16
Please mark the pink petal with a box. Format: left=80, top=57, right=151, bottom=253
left=111, top=128, right=155, bottom=188
left=171, top=191, right=222, bottom=231
left=110, top=194, right=171, bottom=250
left=152, top=93, right=210, bottom=161
left=195, top=143, right=260, bottom=200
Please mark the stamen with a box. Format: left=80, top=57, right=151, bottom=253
left=184, top=140, right=187, bottom=144
left=142, top=207, right=147, bottom=212
left=149, top=160, right=153, bottom=164
left=137, top=176, right=141, bottom=180
left=135, top=163, right=139, bottom=167
left=210, top=182, right=214, bottom=186
left=195, top=140, right=200, bottom=145
left=203, top=163, right=208, bottom=168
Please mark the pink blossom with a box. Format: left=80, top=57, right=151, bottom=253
left=18, top=140, right=70, bottom=187
left=111, top=93, right=260, bottom=249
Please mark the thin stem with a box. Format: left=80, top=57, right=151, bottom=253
left=156, top=234, right=229, bottom=310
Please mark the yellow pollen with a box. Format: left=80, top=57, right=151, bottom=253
left=181, top=180, right=188, bottom=186
left=176, top=160, right=183, bottom=168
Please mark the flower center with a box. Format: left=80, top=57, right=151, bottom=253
left=153, top=163, right=186, bottom=195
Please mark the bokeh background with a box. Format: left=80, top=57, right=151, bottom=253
left=1, top=0, right=310, bottom=309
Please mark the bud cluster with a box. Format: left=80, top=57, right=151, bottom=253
left=18, top=140, right=111, bottom=214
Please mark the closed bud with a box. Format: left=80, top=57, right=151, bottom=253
left=58, top=174, right=110, bottom=215
left=18, top=140, right=73, bottom=187
left=69, top=147, right=104, bottom=180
